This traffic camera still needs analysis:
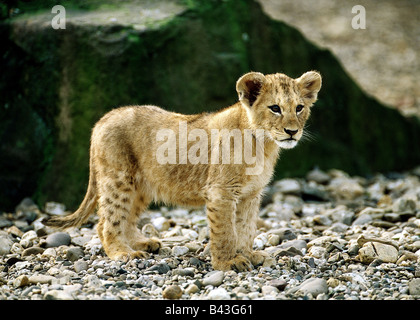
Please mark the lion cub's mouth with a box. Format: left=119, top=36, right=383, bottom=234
left=275, top=138, right=298, bottom=149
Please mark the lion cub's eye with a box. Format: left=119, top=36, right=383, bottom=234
left=268, top=105, right=281, bottom=114
left=296, top=105, right=304, bottom=113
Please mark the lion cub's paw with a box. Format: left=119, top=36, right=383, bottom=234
left=111, top=250, right=150, bottom=262
left=213, top=255, right=253, bottom=272
left=132, top=238, right=162, bottom=253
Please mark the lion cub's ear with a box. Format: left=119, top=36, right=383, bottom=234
left=296, top=71, right=322, bottom=105
left=236, top=72, right=266, bottom=108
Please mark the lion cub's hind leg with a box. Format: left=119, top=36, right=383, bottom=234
left=97, top=176, right=160, bottom=261
left=128, top=194, right=162, bottom=254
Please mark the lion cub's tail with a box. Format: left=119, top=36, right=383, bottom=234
left=43, top=158, right=98, bottom=229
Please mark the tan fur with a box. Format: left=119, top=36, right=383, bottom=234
left=44, top=71, right=322, bottom=271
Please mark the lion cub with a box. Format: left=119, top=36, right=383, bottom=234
left=44, top=71, right=322, bottom=271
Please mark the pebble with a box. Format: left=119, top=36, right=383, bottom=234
left=44, top=289, right=74, bottom=300
left=171, top=246, right=189, bottom=256
left=186, top=284, right=200, bottom=294
left=0, top=234, right=13, bottom=255
left=45, top=232, right=71, bottom=248
left=268, top=279, right=288, bottom=291
left=22, top=246, right=44, bottom=256
left=42, top=248, right=57, bottom=257
left=66, top=247, right=84, bottom=261
left=202, top=270, right=224, bottom=287
left=74, top=260, right=88, bottom=273
left=13, top=275, right=29, bottom=288
left=207, top=287, right=231, bottom=300
left=162, top=285, right=183, bottom=299
left=28, top=274, right=56, bottom=284
left=287, top=278, right=328, bottom=298
left=261, top=285, right=279, bottom=296
left=358, top=242, right=399, bottom=264
left=274, top=179, right=301, bottom=194
left=408, top=278, right=420, bottom=295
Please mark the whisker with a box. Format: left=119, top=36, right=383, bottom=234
left=301, top=127, right=317, bottom=143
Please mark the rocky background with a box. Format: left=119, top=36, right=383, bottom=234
left=0, top=0, right=419, bottom=301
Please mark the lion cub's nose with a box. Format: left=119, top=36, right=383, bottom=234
left=284, top=128, right=298, bottom=136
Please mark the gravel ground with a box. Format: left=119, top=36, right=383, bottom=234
left=1, top=167, right=420, bottom=300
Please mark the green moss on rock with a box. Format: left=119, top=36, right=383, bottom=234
left=1, top=0, right=420, bottom=211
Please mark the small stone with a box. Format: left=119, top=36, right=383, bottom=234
left=267, top=234, right=280, bottom=246
left=326, top=278, right=340, bottom=288
left=287, top=278, right=328, bottom=298
left=15, top=197, right=39, bottom=213
left=278, top=239, right=307, bottom=251
left=189, top=257, right=205, bottom=268
left=268, top=279, right=287, bottom=291
left=147, top=262, right=171, bottom=274
left=352, top=214, right=372, bottom=226
left=306, top=167, right=330, bottom=184
left=307, top=236, right=332, bottom=248
left=327, top=206, right=355, bottom=225
left=253, top=233, right=268, bottom=250
left=142, top=223, right=160, bottom=238
left=158, top=246, right=172, bottom=256
left=358, top=242, right=399, bottom=264
left=173, top=268, right=195, bottom=277
left=8, top=225, right=24, bottom=237
left=44, top=202, right=66, bottom=215
left=274, top=179, right=301, bottom=194
left=22, top=246, right=44, bottom=256
left=383, top=213, right=401, bottom=222
left=163, top=285, right=183, bottom=299
left=328, top=222, right=349, bottom=233
left=202, top=270, right=224, bottom=287
left=42, top=247, right=57, bottom=257
left=269, top=228, right=296, bottom=241
left=0, top=234, right=13, bottom=255
left=152, top=216, right=171, bottom=231
left=172, top=246, right=189, bottom=256
left=45, top=232, right=71, bottom=248
left=0, top=217, right=13, bottom=228
left=74, top=260, right=88, bottom=273
left=71, top=235, right=92, bottom=247
left=274, top=246, right=303, bottom=257
left=261, top=285, right=279, bottom=296
left=28, top=274, right=56, bottom=284
left=308, top=246, right=327, bottom=259
left=185, top=284, right=199, bottom=294
left=14, top=275, right=29, bottom=288
left=66, top=247, right=84, bottom=262
left=185, top=241, right=202, bottom=252
left=393, top=198, right=416, bottom=214
left=329, top=177, right=364, bottom=200
left=44, top=289, right=74, bottom=300
left=207, top=287, right=231, bottom=300
left=313, top=215, right=332, bottom=226
left=408, top=278, right=420, bottom=295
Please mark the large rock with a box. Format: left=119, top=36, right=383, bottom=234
left=1, top=0, right=420, bottom=210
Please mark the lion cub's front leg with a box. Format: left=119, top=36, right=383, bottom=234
left=236, top=194, right=268, bottom=267
left=206, top=186, right=253, bottom=272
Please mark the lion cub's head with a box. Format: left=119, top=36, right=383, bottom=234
left=236, top=71, right=322, bottom=149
